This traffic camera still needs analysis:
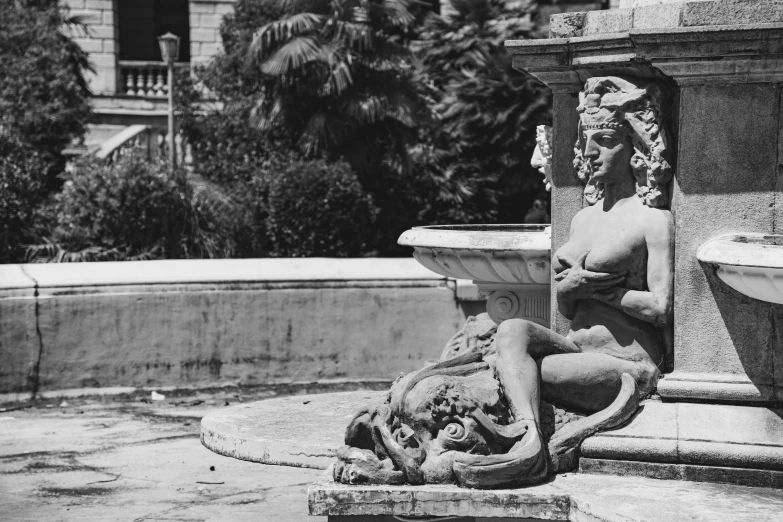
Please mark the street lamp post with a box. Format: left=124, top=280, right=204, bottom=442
left=158, top=32, right=181, bottom=170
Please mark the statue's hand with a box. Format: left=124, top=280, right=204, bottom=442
left=555, top=250, right=624, bottom=300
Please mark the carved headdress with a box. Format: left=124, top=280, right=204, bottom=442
left=574, top=76, right=673, bottom=207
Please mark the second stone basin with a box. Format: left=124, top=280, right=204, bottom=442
left=697, top=233, right=783, bottom=305
left=397, top=224, right=552, bottom=285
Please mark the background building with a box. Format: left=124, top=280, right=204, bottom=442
left=64, top=0, right=609, bottom=151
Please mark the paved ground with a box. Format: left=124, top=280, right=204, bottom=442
left=0, top=386, right=354, bottom=522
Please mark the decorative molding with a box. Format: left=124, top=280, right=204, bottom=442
left=657, top=372, right=780, bottom=402
left=479, top=284, right=550, bottom=326
left=506, top=24, right=783, bottom=86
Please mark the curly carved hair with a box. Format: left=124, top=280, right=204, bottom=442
left=573, top=76, right=673, bottom=208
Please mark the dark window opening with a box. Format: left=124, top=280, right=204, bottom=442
left=118, top=0, right=191, bottom=62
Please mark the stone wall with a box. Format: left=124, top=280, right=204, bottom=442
left=189, top=0, right=235, bottom=64
left=64, top=0, right=117, bottom=95
left=0, top=259, right=484, bottom=400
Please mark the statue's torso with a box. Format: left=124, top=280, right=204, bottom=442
left=553, top=197, right=668, bottom=366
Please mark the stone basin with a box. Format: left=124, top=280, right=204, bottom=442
left=697, top=233, right=783, bottom=304
left=398, top=225, right=552, bottom=324
left=397, top=224, right=551, bottom=285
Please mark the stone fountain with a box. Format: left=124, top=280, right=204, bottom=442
left=201, top=0, right=783, bottom=519
left=398, top=224, right=551, bottom=325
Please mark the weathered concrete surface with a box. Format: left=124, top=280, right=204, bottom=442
left=309, top=467, right=783, bottom=521
left=202, top=391, right=386, bottom=469
left=0, top=258, right=485, bottom=396
left=0, top=387, right=325, bottom=522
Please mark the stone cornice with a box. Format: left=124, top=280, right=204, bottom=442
left=506, top=23, right=783, bottom=85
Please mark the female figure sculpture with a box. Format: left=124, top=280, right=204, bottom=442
left=334, top=76, right=674, bottom=488
left=497, top=75, right=673, bottom=424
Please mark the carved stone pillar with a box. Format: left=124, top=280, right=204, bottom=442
left=507, top=1, right=783, bottom=487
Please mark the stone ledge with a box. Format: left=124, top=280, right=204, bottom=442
left=308, top=469, right=783, bottom=521
left=549, top=0, right=783, bottom=38
left=506, top=23, right=783, bottom=87
left=580, top=401, right=783, bottom=486
left=0, top=258, right=448, bottom=292
left=201, top=391, right=387, bottom=469
left=581, top=458, right=783, bottom=489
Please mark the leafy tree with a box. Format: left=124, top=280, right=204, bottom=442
left=415, top=0, right=551, bottom=223
left=0, top=0, right=92, bottom=186
left=0, top=138, right=50, bottom=263
left=0, top=0, right=93, bottom=262
left=176, top=0, right=552, bottom=258
left=246, top=0, right=430, bottom=183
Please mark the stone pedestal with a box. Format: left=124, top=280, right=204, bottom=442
left=506, top=0, right=783, bottom=486
left=308, top=465, right=783, bottom=521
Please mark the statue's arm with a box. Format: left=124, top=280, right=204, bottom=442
left=593, top=210, right=674, bottom=326
left=555, top=208, right=625, bottom=321
left=555, top=217, right=580, bottom=320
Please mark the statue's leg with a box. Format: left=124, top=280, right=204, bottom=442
left=540, top=352, right=659, bottom=412
left=495, top=319, right=581, bottom=424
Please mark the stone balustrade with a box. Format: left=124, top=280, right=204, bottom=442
left=119, top=61, right=170, bottom=98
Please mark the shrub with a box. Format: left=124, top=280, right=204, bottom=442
left=266, top=160, right=376, bottom=257
left=0, top=0, right=92, bottom=184
left=0, top=139, right=50, bottom=263
left=27, top=154, right=241, bottom=262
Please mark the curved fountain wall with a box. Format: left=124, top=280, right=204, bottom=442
left=0, top=258, right=482, bottom=400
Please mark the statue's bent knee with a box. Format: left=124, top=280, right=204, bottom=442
left=496, top=318, right=532, bottom=343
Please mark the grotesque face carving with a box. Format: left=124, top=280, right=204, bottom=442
left=334, top=352, right=548, bottom=489
left=531, top=125, right=553, bottom=192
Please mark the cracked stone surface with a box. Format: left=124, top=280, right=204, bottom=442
left=0, top=389, right=325, bottom=521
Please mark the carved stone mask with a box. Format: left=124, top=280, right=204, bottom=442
left=573, top=76, right=672, bottom=207
left=334, top=351, right=548, bottom=488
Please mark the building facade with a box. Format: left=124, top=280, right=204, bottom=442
left=63, top=0, right=235, bottom=135
left=63, top=0, right=608, bottom=149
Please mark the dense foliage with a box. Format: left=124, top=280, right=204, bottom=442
left=4, top=0, right=552, bottom=262
left=178, top=0, right=550, bottom=256
left=0, top=0, right=92, bottom=181
left=0, top=0, right=93, bottom=262
left=416, top=0, right=551, bottom=224
left=246, top=0, right=429, bottom=178
left=266, top=160, right=376, bottom=256
left=26, top=154, right=240, bottom=262
left=0, top=139, right=50, bottom=263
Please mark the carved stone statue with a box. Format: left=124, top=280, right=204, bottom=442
left=531, top=124, right=553, bottom=192
left=334, top=76, right=674, bottom=488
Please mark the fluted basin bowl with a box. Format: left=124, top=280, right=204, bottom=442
left=697, top=233, right=783, bottom=304
left=398, top=225, right=551, bottom=285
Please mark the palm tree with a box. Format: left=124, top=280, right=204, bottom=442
left=247, top=0, right=429, bottom=184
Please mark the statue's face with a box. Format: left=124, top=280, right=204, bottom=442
left=338, top=369, right=540, bottom=487
left=531, top=144, right=552, bottom=191
left=582, top=128, right=633, bottom=185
